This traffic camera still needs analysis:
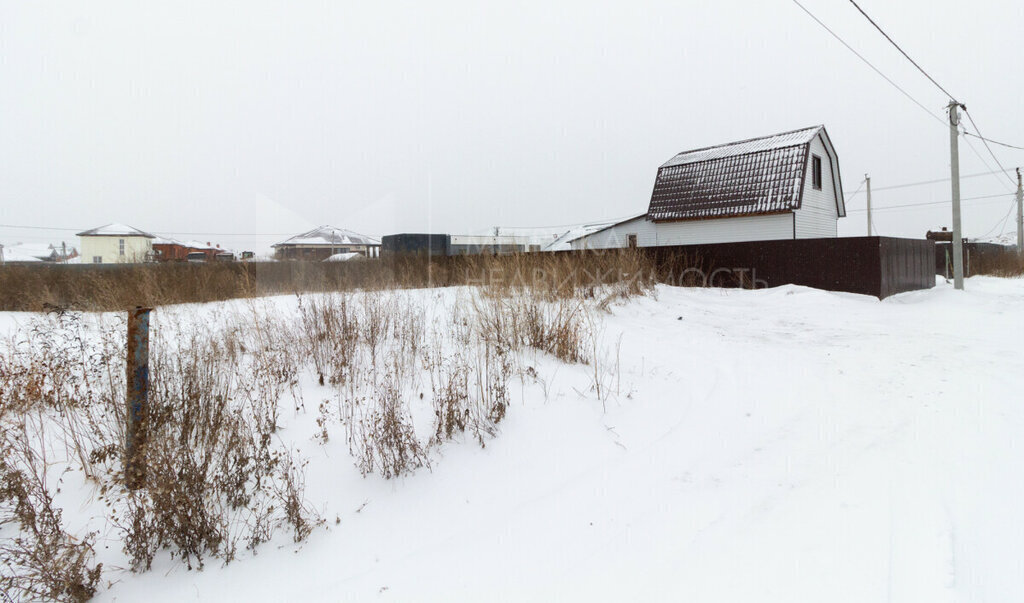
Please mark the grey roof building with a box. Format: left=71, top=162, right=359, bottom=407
left=273, top=226, right=381, bottom=260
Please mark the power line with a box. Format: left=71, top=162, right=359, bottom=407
left=846, top=0, right=960, bottom=103
left=843, top=192, right=1011, bottom=213
left=845, top=168, right=1015, bottom=195
left=964, top=132, right=1024, bottom=151
left=959, top=132, right=1014, bottom=194
left=790, top=0, right=945, bottom=126
left=152, top=231, right=293, bottom=237
left=977, top=197, right=1019, bottom=239
left=0, top=223, right=80, bottom=232
left=0, top=224, right=297, bottom=236
left=843, top=178, right=867, bottom=199
left=962, top=109, right=1019, bottom=188
left=845, top=0, right=1024, bottom=180
left=493, top=213, right=642, bottom=231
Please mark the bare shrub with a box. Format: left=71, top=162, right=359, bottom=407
left=296, top=293, right=359, bottom=386
left=0, top=416, right=102, bottom=603
left=345, top=376, right=428, bottom=479
left=427, top=341, right=511, bottom=448
left=108, top=318, right=322, bottom=571
left=0, top=307, right=322, bottom=588
left=430, top=361, right=469, bottom=444
left=273, top=453, right=319, bottom=543
left=473, top=292, right=587, bottom=364
left=469, top=344, right=512, bottom=444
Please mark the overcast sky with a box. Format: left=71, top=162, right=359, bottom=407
left=1, top=0, right=1022, bottom=253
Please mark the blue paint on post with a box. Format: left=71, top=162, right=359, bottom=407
left=126, top=306, right=152, bottom=489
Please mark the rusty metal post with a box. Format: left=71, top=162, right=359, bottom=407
left=126, top=306, right=152, bottom=490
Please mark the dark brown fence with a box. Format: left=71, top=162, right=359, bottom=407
left=933, top=242, right=1016, bottom=277
left=639, top=236, right=934, bottom=299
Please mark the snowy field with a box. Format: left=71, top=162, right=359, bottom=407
left=3, top=276, right=1023, bottom=602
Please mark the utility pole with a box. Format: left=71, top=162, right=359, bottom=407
left=1016, top=167, right=1023, bottom=255
left=865, top=174, right=872, bottom=236
left=948, top=101, right=965, bottom=290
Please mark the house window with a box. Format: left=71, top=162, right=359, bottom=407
left=812, top=155, right=822, bottom=190
left=627, top=234, right=638, bottom=249
left=93, top=256, right=102, bottom=264
left=119, top=239, right=125, bottom=255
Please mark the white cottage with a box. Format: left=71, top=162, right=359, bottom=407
left=77, top=223, right=155, bottom=264
left=571, top=125, right=845, bottom=249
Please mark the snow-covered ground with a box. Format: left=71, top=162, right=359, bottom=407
left=4, top=276, right=1023, bottom=602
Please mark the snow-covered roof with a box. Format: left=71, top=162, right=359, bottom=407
left=151, top=238, right=226, bottom=252
left=564, top=214, right=649, bottom=245
left=1, top=248, right=44, bottom=263
left=660, top=126, right=825, bottom=169
left=323, top=252, right=364, bottom=262
left=2, top=243, right=59, bottom=261
left=649, top=126, right=834, bottom=222
left=77, top=223, right=155, bottom=238
left=449, top=235, right=538, bottom=246
left=273, top=226, right=380, bottom=248
left=468, top=220, right=633, bottom=252
left=971, top=231, right=1018, bottom=246
left=182, top=240, right=221, bottom=251
left=151, top=236, right=184, bottom=246
left=0, top=243, right=78, bottom=261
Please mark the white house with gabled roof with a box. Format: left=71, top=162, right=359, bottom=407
left=77, top=223, right=156, bottom=264
left=571, top=125, right=845, bottom=249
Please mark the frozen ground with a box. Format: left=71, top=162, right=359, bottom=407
left=4, top=276, right=1023, bottom=602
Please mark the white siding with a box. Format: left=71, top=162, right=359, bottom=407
left=794, top=133, right=840, bottom=239
left=652, top=213, right=794, bottom=246
left=572, top=213, right=794, bottom=249
left=571, top=215, right=655, bottom=250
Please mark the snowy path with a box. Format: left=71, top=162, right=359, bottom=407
left=70, top=277, right=1024, bottom=602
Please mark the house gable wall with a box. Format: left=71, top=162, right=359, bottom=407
left=80, top=236, right=152, bottom=264
left=794, top=133, right=840, bottom=238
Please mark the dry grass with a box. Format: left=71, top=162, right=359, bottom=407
left=0, top=248, right=667, bottom=312
left=971, top=250, right=1024, bottom=277
left=0, top=248, right=669, bottom=599
left=0, top=308, right=324, bottom=599
left=1, top=413, right=102, bottom=603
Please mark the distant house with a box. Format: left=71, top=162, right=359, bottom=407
left=0, top=242, right=77, bottom=263
left=0, top=248, right=45, bottom=263
left=571, top=125, right=845, bottom=249
left=151, top=237, right=191, bottom=262
left=184, top=241, right=226, bottom=261
left=273, top=226, right=380, bottom=261
left=77, top=223, right=155, bottom=264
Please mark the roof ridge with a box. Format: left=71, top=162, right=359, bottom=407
left=662, top=125, right=822, bottom=166
left=76, top=223, right=155, bottom=238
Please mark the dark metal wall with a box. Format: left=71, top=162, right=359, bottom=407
left=639, top=236, right=934, bottom=299
left=878, top=238, right=936, bottom=298
left=381, top=234, right=450, bottom=257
